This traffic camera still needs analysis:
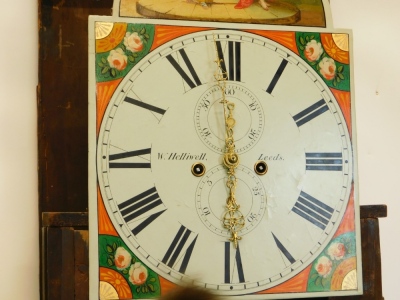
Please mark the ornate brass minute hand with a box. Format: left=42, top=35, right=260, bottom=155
left=213, top=35, right=245, bottom=248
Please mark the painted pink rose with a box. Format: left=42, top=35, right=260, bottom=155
left=319, top=57, right=336, bottom=80
left=107, top=48, right=128, bottom=71
left=315, top=256, right=332, bottom=278
left=124, top=32, right=143, bottom=52
left=304, top=39, right=323, bottom=62
left=129, top=262, right=148, bottom=285
left=114, top=247, right=132, bottom=270
left=327, top=242, right=346, bottom=260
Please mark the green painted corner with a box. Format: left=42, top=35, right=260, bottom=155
left=296, top=32, right=350, bottom=91
left=95, top=24, right=155, bottom=83
left=99, top=234, right=161, bottom=298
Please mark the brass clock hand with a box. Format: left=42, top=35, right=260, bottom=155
left=213, top=35, right=245, bottom=248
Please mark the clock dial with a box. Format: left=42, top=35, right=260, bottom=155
left=95, top=27, right=356, bottom=297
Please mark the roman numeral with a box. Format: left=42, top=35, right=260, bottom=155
left=109, top=148, right=151, bottom=169
left=292, top=99, right=329, bottom=127
left=224, top=242, right=245, bottom=283
left=166, top=49, right=201, bottom=89
left=306, top=152, right=343, bottom=171
left=118, top=187, right=166, bottom=235
left=162, top=225, right=198, bottom=274
left=292, top=191, right=334, bottom=230
left=272, top=233, right=296, bottom=265
left=266, top=59, right=288, bottom=94
left=215, top=40, right=241, bottom=81
left=124, top=96, right=166, bottom=115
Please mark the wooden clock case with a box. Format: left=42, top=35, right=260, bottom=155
left=38, top=0, right=385, bottom=299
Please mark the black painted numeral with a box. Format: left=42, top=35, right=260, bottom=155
left=118, top=187, right=166, bottom=235
left=124, top=96, right=166, bottom=115
left=216, top=40, right=241, bottom=82
left=166, top=49, right=201, bottom=89
left=266, top=59, right=288, bottom=94
left=109, top=148, right=151, bottom=169
left=292, top=99, right=329, bottom=127
left=292, top=191, right=334, bottom=230
left=224, top=242, right=245, bottom=283
left=162, top=225, right=198, bottom=274
left=272, top=233, right=296, bottom=265
left=306, top=152, right=343, bottom=171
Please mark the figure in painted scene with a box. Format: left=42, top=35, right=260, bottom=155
left=234, top=0, right=271, bottom=10
left=187, top=0, right=271, bottom=10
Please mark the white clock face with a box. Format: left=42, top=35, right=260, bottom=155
left=97, top=29, right=353, bottom=296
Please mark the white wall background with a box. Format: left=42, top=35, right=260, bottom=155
left=0, top=0, right=398, bottom=299
left=331, top=1, right=400, bottom=299
left=0, top=0, right=39, bottom=299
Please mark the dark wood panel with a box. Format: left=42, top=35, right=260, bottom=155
left=42, top=212, right=88, bottom=227
left=360, top=205, right=387, bottom=219
left=38, top=0, right=113, bottom=213
left=41, top=205, right=386, bottom=299
left=75, top=230, right=90, bottom=299
left=43, top=227, right=75, bottom=300
left=359, top=218, right=384, bottom=299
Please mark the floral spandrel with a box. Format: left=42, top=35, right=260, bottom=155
left=99, top=235, right=161, bottom=298
left=95, top=24, right=155, bottom=82
left=307, top=232, right=358, bottom=292
left=296, top=32, right=350, bottom=91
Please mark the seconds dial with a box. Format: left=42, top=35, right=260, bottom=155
left=195, top=165, right=267, bottom=236
left=195, top=81, right=264, bottom=154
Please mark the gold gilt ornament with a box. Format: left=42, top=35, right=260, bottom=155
left=213, top=36, right=245, bottom=248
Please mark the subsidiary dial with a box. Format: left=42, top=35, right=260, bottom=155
left=194, top=83, right=264, bottom=154
left=195, top=164, right=267, bottom=237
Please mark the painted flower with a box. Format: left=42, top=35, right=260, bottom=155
left=114, top=247, right=132, bottom=270
left=107, top=48, right=128, bottom=71
left=327, top=242, right=346, bottom=260
left=304, top=39, right=323, bottom=62
left=129, top=262, right=148, bottom=285
left=319, top=57, right=336, bottom=80
left=124, top=32, right=144, bottom=52
left=315, top=256, right=332, bottom=278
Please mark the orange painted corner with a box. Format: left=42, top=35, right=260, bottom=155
left=159, top=276, right=179, bottom=296
left=331, top=88, right=352, bottom=138
left=151, top=25, right=209, bottom=52
left=334, top=185, right=355, bottom=239
left=257, top=265, right=311, bottom=294
left=98, top=187, right=119, bottom=237
left=320, top=33, right=350, bottom=65
left=96, top=78, right=123, bottom=135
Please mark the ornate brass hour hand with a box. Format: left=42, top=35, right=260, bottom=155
left=213, top=35, right=245, bottom=248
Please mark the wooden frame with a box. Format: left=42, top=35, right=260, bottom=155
left=41, top=206, right=386, bottom=299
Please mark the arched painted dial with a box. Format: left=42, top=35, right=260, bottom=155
left=96, top=28, right=353, bottom=296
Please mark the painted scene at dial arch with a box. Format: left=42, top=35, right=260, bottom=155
left=117, top=0, right=330, bottom=27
